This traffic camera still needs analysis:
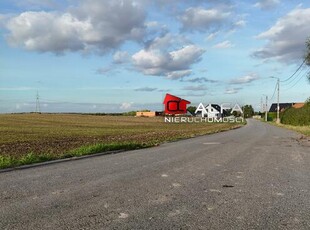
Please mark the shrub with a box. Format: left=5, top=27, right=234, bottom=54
left=267, top=112, right=284, bottom=121
left=281, top=104, right=310, bottom=126
left=0, top=155, right=16, bottom=169
left=267, top=116, right=273, bottom=122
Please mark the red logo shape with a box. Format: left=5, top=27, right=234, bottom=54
left=163, top=93, right=191, bottom=115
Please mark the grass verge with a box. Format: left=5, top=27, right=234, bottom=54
left=0, top=143, right=152, bottom=169
left=263, top=118, right=310, bottom=137
left=274, top=123, right=310, bottom=137
left=0, top=153, right=55, bottom=169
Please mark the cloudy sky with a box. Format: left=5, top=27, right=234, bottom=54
left=0, top=0, right=309, bottom=113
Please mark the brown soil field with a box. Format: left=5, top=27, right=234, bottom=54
left=0, top=113, right=242, bottom=158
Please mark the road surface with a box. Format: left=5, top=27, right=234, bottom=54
left=0, top=119, right=309, bottom=229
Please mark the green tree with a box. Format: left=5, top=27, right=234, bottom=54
left=187, top=106, right=197, bottom=115
left=305, top=38, right=310, bottom=83
left=242, top=105, right=254, bottom=118
left=122, top=111, right=137, bottom=116
left=232, top=111, right=242, bottom=117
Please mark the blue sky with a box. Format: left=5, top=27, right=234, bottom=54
left=0, top=0, right=309, bottom=113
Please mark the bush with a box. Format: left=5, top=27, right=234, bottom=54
left=281, top=104, right=310, bottom=126
left=267, top=116, right=273, bottom=121
left=268, top=112, right=277, bottom=120
left=267, top=112, right=284, bottom=121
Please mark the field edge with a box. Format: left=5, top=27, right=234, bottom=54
left=0, top=123, right=244, bottom=171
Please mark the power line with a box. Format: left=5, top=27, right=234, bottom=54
left=269, top=81, right=278, bottom=101
left=265, top=59, right=308, bottom=124
left=280, top=59, right=306, bottom=82
left=282, top=71, right=308, bottom=91
left=281, top=66, right=307, bottom=86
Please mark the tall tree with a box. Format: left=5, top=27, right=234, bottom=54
left=306, top=38, right=310, bottom=83
left=242, top=105, right=254, bottom=118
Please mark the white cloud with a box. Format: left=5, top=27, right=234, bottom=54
left=184, top=77, right=219, bottom=83
left=146, top=33, right=188, bottom=50
left=120, top=102, right=133, bottom=110
left=213, top=40, right=234, bottom=49
left=169, top=45, right=205, bottom=69
left=254, top=0, right=280, bottom=10
left=145, top=21, right=160, bottom=28
left=6, top=12, right=92, bottom=53
left=183, top=85, right=208, bottom=91
left=225, top=88, right=241, bottom=94
left=229, top=74, right=259, bottom=84
left=234, top=20, right=246, bottom=27
left=206, top=32, right=219, bottom=41
left=5, top=0, right=146, bottom=54
left=180, top=7, right=231, bottom=32
left=132, top=39, right=205, bottom=79
left=132, top=49, right=167, bottom=75
left=252, top=7, right=310, bottom=63
left=135, top=87, right=157, bottom=92
left=113, top=51, right=130, bottom=64
left=166, top=70, right=192, bottom=79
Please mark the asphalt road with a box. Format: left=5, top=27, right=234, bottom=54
left=1, top=119, right=310, bottom=230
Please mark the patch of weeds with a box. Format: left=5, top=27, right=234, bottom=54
left=19, top=153, right=55, bottom=165
left=68, top=142, right=152, bottom=157
left=0, top=153, right=56, bottom=170
left=0, top=155, right=17, bottom=169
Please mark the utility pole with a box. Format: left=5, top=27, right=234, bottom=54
left=270, top=76, right=281, bottom=124
left=265, top=95, right=268, bottom=122
left=35, top=90, right=41, bottom=113
left=276, top=78, right=280, bottom=124
left=262, top=94, right=268, bottom=122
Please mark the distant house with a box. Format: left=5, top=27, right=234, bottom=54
left=136, top=111, right=163, bottom=117
left=205, top=104, right=221, bottom=118
left=195, top=104, right=224, bottom=118
left=292, top=103, right=305, bottom=109
left=269, top=103, right=305, bottom=112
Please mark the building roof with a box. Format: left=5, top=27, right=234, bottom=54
left=269, top=102, right=304, bottom=112
left=269, top=103, right=292, bottom=112
left=292, top=103, right=305, bottom=109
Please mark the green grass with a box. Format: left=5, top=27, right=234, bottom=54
left=0, top=155, right=16, bottom=169
left=0, top=143, right=152, bottom=169
left=264, top=118, right=310, bottom=136
left=67, top=142, right=151, bottom=157
left=0, top=114, right=243, bottom=169
left=275, top=123, right=310, bottom=136
left=0, top=153, right=55, bottom=169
